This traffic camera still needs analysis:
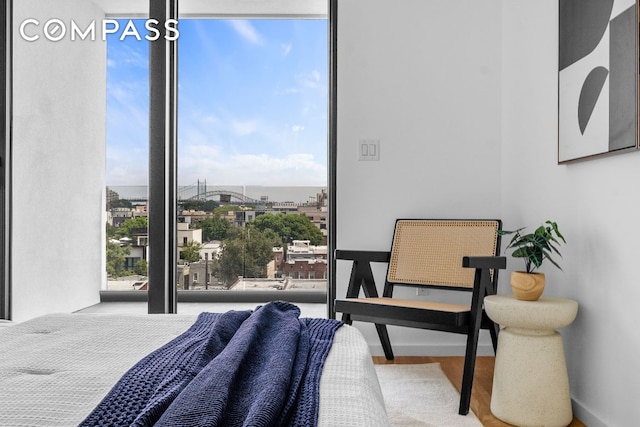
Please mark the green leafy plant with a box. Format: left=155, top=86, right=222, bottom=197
left=498, top=220, right=566, bottom=273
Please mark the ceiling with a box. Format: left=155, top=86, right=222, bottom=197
left=92, top=0, right=327, bottom=18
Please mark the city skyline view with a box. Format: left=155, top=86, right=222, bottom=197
left=106, top=18, right=328, bottom=188
left=108, top=184, right=326, bottom=204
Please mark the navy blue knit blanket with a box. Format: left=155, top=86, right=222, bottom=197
left=80, top=301, right=342, bottom=427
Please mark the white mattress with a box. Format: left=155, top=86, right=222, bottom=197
left=0, top=313, right=390, bottom=427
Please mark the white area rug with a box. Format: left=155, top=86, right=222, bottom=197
left=374, top=363, right=483, bottom=427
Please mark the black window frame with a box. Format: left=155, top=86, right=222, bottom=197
left=0, top=0, right=337, bottom=319
left=144, top=2, right=338, bottom=315
left=0, top=0, right=12, bottom=321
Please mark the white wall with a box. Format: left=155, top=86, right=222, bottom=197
left=336, top=0, right=503, bottom=355
left=338, top=0, right=638, bottom=424
left=12, top=0, right=106, bottom=321
left=501, top=1, right=639, bottom=426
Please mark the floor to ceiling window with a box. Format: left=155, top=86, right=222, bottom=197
left=104, top=19, right=150, bottom=291
left=176, top=19, right=328, bottom=297
left=104, top=17, right=328, bottom=302
left=0, top=0, right=10, bottom=320
left=5, top=0, right=331, bottom=320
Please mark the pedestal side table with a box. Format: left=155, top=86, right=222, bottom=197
left=484, top=295, right=578, bottom=427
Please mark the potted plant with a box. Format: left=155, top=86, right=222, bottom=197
left=498, top=220, right=566, bottom=301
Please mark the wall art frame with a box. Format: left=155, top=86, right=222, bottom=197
left=558, top=0, right=639, bottom=163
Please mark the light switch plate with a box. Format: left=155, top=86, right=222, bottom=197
left=358, top=139, right=380, bottom=161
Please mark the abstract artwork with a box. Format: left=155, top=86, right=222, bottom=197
left=558, top=0, right=638, bottom=163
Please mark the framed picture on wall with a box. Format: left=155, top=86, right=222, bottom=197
left=558, top=0, right=638, bottom=163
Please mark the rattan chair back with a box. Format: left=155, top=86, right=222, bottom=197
left=387, top=219, right=500, bottom=289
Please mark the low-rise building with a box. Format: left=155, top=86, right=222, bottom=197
left=179, top=209, right=211, bottom=225
left=281, top=240, right=327, bottom=280
left=111, top=207, right=134, bottom=227
left=178, top=222, right=203, bottom=248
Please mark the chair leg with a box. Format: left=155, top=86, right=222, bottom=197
left=459, top=329, right=481, bottom=415
left=375, top=323, right=394, bottom=360
left=341, top=313, right=352, bottom=325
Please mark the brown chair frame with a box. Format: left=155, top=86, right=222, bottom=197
left=334, top=219, right=506, bottom=415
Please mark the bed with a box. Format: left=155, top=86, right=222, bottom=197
left=0, top=302, right=390, bottom=427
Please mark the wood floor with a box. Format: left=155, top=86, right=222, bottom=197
left=372, top=356, right=585, bottom=427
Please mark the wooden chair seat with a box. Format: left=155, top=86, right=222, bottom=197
left=336, top=297, right=471, bottom=328
left=334, top=219, right=506, bottom=415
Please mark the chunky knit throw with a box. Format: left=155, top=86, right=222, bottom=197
left=79, top=301, right=342, bottom=427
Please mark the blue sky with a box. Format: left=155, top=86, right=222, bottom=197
left=106, top=19, right=328, bottom=187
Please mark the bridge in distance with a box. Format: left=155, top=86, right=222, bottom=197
left=110, top=183, right=325, bottom=205
left=124, top=189, right=261, bottom=204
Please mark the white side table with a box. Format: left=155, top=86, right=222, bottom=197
left=484, top=295, right=578, bottom=427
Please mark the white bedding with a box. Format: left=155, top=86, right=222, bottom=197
left=0, top=313, right=389, bottom=427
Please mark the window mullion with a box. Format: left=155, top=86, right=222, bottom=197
left=0, top=0, right=12, bottom=321
left=327, top=0, right=337, bottom=320
left=148, top=0, right=178, bottom=314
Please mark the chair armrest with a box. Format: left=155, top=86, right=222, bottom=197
left=335, top=250, right=391, bottom=263
left=462, top=256, right=506, bottom=270
left=336, top=250, right=389, bottom=300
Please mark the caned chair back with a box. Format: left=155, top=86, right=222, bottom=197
left=387, top=219, right=500, bottom=289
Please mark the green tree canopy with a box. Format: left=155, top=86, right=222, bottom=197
left=106, top=222, right=117, bottom=239
left=180, top=241, right=202, bottom=263
left=108, top=199, right=132, bottom=209
left=250, top=213, right=323, bottom=245
left=216, top=226, right=274, bottom=285
left=197, top=215, right=230, bottom=241
left=106, top=241, right=131, bottom=278
left=134, top=259, right=148, bottom=276
left=116, top=216, right=148, bottom=238
left=214, top=205, right=241, bottom=216
left=180, top=199, right=220, bottom=212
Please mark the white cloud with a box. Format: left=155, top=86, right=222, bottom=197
left=299, top=70, right=322, bottom=89
left=281, top=69, right=324, bottom=96
left=231, top=119, right=258, bottom=136
left=178, top=149, right=326, bottom=186
left=106, top=166, right=148, bottom=186
left=181, top=143, right=223, bottom=159
left=202, top=114, right=219, bottom=125
left=109, top=43, right=147, bottom=69
left=106, top=81, right=148, bottom=129
left=106, top=145, right=148, bottom=185
left=292, top=125, right=305, bottom=133
left=281, top=42, right=292, bottom=56
left=228, top=20, right=263, bottom=45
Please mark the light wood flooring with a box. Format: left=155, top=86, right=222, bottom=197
left=372, top=356, right=585, bottom=427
